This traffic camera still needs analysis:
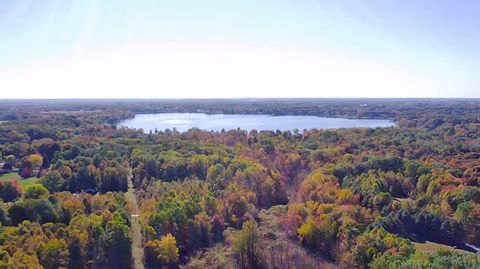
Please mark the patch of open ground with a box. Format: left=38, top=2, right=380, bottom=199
left=0, top=172, right=39, bottom=189
left=413, top=241, right=475, bottom=255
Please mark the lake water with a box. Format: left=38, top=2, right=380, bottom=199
left=118, top=113, right=395, bottom=133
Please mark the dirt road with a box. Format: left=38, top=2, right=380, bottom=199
left=125, top=174, right=145, bottom=269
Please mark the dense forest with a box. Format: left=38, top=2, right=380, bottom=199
left=0, top=99, right=479, bottom=269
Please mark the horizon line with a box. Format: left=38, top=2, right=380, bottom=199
left=1, top=97, right=479, bottom=101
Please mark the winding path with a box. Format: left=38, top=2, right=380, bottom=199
left=125, top=173, right=145, bottom=269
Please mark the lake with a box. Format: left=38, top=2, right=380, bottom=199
left=118, top=113, right=395, bottom=133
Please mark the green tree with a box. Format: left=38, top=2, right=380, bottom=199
left=38, top=238, right=69, bottom=269
left=207, top=163, right=226, bottom=194
left=104, top=218, right=132, bottom=269
left=24, top=184, right=49, bottom=199
left=9, top=199, right=57, bottom=225
left=99, top=167, right=128, bottom=193
left=0, top=201, right=9, bottom=226
left=40, top=170, right=65, bottom=193
left=68, top=230, right=88, bottom=269
left=189, top=154, right=208, bottom=180
left=232, top=220, right=261, bottom=269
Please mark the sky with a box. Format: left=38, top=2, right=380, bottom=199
left=0, top=0, right=479, bottom=99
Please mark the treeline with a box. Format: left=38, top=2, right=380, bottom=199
left=1, top=99, right=479, bottom=129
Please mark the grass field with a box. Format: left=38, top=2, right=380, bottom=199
left=0, top=172, right=39, bottom=190
left=413, top=241, right=473, bottom=255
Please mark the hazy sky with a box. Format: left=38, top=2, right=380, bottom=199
left=0, top=0, right=479, bottom=98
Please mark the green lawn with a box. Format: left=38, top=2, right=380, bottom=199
left=0, top=172, right=39, bottom=190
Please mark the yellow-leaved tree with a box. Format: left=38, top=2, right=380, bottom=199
left=144, top=233, right=179, bottom=269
